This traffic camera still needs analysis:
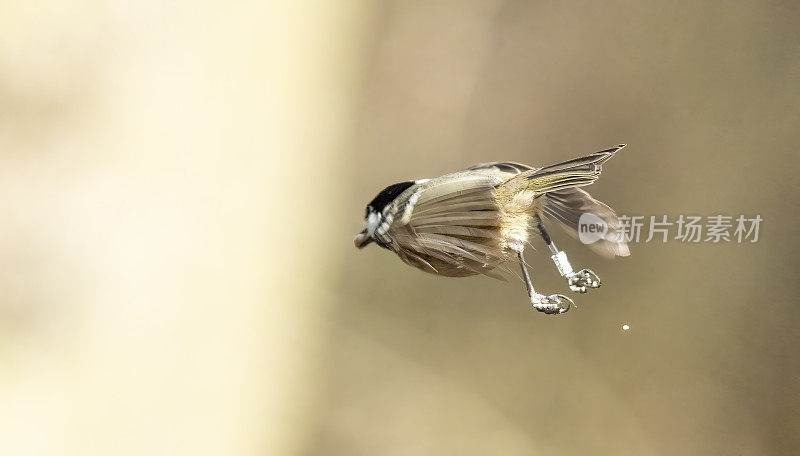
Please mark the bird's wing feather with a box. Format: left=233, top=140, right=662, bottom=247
left=387, top=172, right=509, bottom=278
left=465, top=161, right=533, bottom=174
left=542, top=187, right=630, bottom=258
left=500, top=145, right=625, bottom=196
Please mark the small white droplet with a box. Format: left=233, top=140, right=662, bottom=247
left=622, top=324, right=630, bottom=331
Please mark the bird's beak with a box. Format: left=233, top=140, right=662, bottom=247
left=354, top=229, right=373, bottom=249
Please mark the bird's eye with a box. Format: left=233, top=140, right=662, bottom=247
left=364, top=205, right=371, bottom=219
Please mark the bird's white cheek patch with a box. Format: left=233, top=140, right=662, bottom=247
left=367, top=212, right=381, bottom=236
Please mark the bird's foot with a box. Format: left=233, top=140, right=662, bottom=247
left=532, top=293, right=573, bottom=315
left=567, top=268, right=601, bottom=293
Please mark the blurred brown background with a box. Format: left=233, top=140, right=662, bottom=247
left=0, top=1, right=798, bottom=455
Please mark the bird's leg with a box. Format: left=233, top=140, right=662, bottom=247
left=536, top=221, right=601, bottom=293
left=516, top=249, right=572, bottom=314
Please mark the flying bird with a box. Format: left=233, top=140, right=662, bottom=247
left=354, top=145, right=630, bottom=315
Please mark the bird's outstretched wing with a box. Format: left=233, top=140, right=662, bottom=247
left=386, top=171, right=510, bottom=278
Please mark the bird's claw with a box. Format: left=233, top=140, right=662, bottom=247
left=567, top=268, right=601, bottom=293
left=532, top=293, right=573, bottom=315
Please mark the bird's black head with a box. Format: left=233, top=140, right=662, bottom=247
left=355, top=180, right=416, bottom=249
left=365, top=181, right=416, bottom=217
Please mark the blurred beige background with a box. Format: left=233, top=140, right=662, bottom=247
left=0, top=1, right=798, bottom=455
